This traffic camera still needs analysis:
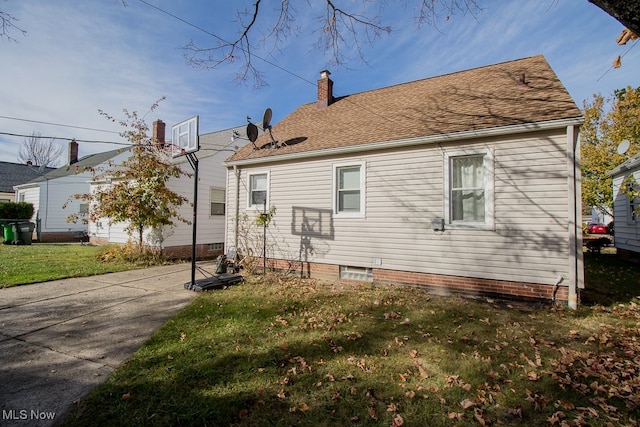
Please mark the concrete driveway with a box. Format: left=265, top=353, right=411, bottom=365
left=0, top=263, right=202, bottom=427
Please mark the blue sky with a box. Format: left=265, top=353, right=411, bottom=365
left=1, top=0, right=638, bottom=164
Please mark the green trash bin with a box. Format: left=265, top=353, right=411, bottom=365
left=14, top=222, right=35, bottom=245
left=2, top=223, right=15, bottom=244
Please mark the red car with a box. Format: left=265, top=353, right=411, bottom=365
left=588, top=223, right=608, bottom=234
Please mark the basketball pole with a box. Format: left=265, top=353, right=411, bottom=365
left=185, top=152, right=199, bottom=289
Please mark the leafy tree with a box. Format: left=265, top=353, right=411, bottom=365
left=581, top=87, right=639, bottom=218
left=18, top=132, right=64, bottom=167
left=67, top=99, right=190, bottom=249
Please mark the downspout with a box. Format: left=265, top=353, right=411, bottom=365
left=234, top=165, right=240, bottom=251
left=567, top=125, right=583, bottom=309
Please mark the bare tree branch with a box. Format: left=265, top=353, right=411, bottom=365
left=18, top=132, right=64, bottom=167
left=0, top=10, right=26, bottom=42
left=179, top=1, right=482, bottom=86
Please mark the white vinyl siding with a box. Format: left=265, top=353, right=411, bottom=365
left=612, top=170, right=640, bottom=255
left=228, top=129, right=572, bottom=286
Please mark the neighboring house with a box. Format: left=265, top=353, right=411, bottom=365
left=89, top=121, right=243, bottom=259
left=224, top=55, right=585, bottom=307
left=608, top=152, right=640, bottom=260
left=0, top=161, right=55, bottom=203
left=13, top=142, right=128, bottom=242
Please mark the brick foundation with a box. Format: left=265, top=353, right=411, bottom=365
left=617, top=248, right=640, bottom=263
left=267, top=258, right=568, bottom=304
left=39, top=231, right=82, bottom=243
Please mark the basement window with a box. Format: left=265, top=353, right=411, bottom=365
left=208, top=243, right=224, bottom=252
left=339, top=265, right=373, bottom=282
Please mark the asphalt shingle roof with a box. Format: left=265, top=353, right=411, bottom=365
left=0, top=162, right=56, bottom=192
left=227, top=55, right=582, bottom=164
left=14, top=148, right=130, bottom=186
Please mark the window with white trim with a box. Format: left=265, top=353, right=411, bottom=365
left=210, top=187, right=225, bottom=216
left=444, top=149, right=494, bottom=229
left=627, top=181, right=638, bottom=223
left=247, top=172, right=269, bottom=209
left=333, top=162, right=365, bottom=217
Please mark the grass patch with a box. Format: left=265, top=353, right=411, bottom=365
left=0, top=243, right=147, bottom=287
left=64, top=254, right=640, bottom=427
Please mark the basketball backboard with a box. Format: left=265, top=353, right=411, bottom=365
left=171, top=116, right=199, bottom=157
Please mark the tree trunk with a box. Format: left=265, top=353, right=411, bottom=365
left=589, top=0, right=640, bottom=35
left=138, top=226, right=144, bottom=252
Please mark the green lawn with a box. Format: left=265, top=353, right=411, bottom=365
left=0, top=243, right=143, bottom=287
left=62, top=251, right=640, bottom=427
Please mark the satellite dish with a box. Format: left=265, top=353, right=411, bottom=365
left=618, top=139, right=630, bottom=155
left=246, top=122, right=259, bottom=146
left=262, top=108, right=272, bottom=131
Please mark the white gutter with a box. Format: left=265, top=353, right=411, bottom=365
left=233, top=165, right=240, bottom=251
left=226, top=118, right=583, bottom=167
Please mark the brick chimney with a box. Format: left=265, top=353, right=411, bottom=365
left=317, top=70, right=334, bottom=109
left=68, top=139, right=79, bottom=165
left=153, top=119, right=166, bottom=147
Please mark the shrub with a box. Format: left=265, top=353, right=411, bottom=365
left=95, top=241, right=165, bottom=266
left=0, top=202, right=34, bottom=220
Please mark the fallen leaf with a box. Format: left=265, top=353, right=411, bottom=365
left=299, top=402, right=310, bottom=412
left=121, top=392, right=131, bottom=401
left=460, top=398, right=476, bottom=409
left=392, top=414, right=404, bottom=426
left=367, top=407, right=378, bottom=420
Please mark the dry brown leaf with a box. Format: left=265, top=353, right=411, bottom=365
left=460, top=398, right=476, bottom=409
left=613, top=55, right=622, bottom=68
left=448, top=412, right=464, bottom=420
left=417, top=365, right=429, bottom=378
left=299, top=402, right=310, bottom=412
left=367, top=407, right=378, bottom=420
left=392, top=413, right=404, bottom=426
left=121, top=392, right=131, bottom=401
left=617, top=28, right=638, bottom=45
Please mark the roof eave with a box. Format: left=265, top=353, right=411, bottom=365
left=226, top=117, right=584, bottom=167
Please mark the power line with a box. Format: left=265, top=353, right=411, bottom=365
left=0, top=115, right=121, bottom=134
left=0, top=131, right=130, bottom=146
left=137, top=0, right=316, bottom=87
left=596, top=39, right=639, bottom=82
left=135, top=0, right=407, bottom=130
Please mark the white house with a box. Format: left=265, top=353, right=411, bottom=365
left=89, top=121, right=243, bottom=259
left=608, top=152, right=640, bottom=260
left=13, top=142, right=127, bottom=242
left=224, top=56, right=585, bottom=307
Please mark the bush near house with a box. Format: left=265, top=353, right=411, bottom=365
left=0, top=201, right=34, bottom=220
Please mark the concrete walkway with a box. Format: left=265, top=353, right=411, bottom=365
left=0, top=263, right=203, bottom=427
